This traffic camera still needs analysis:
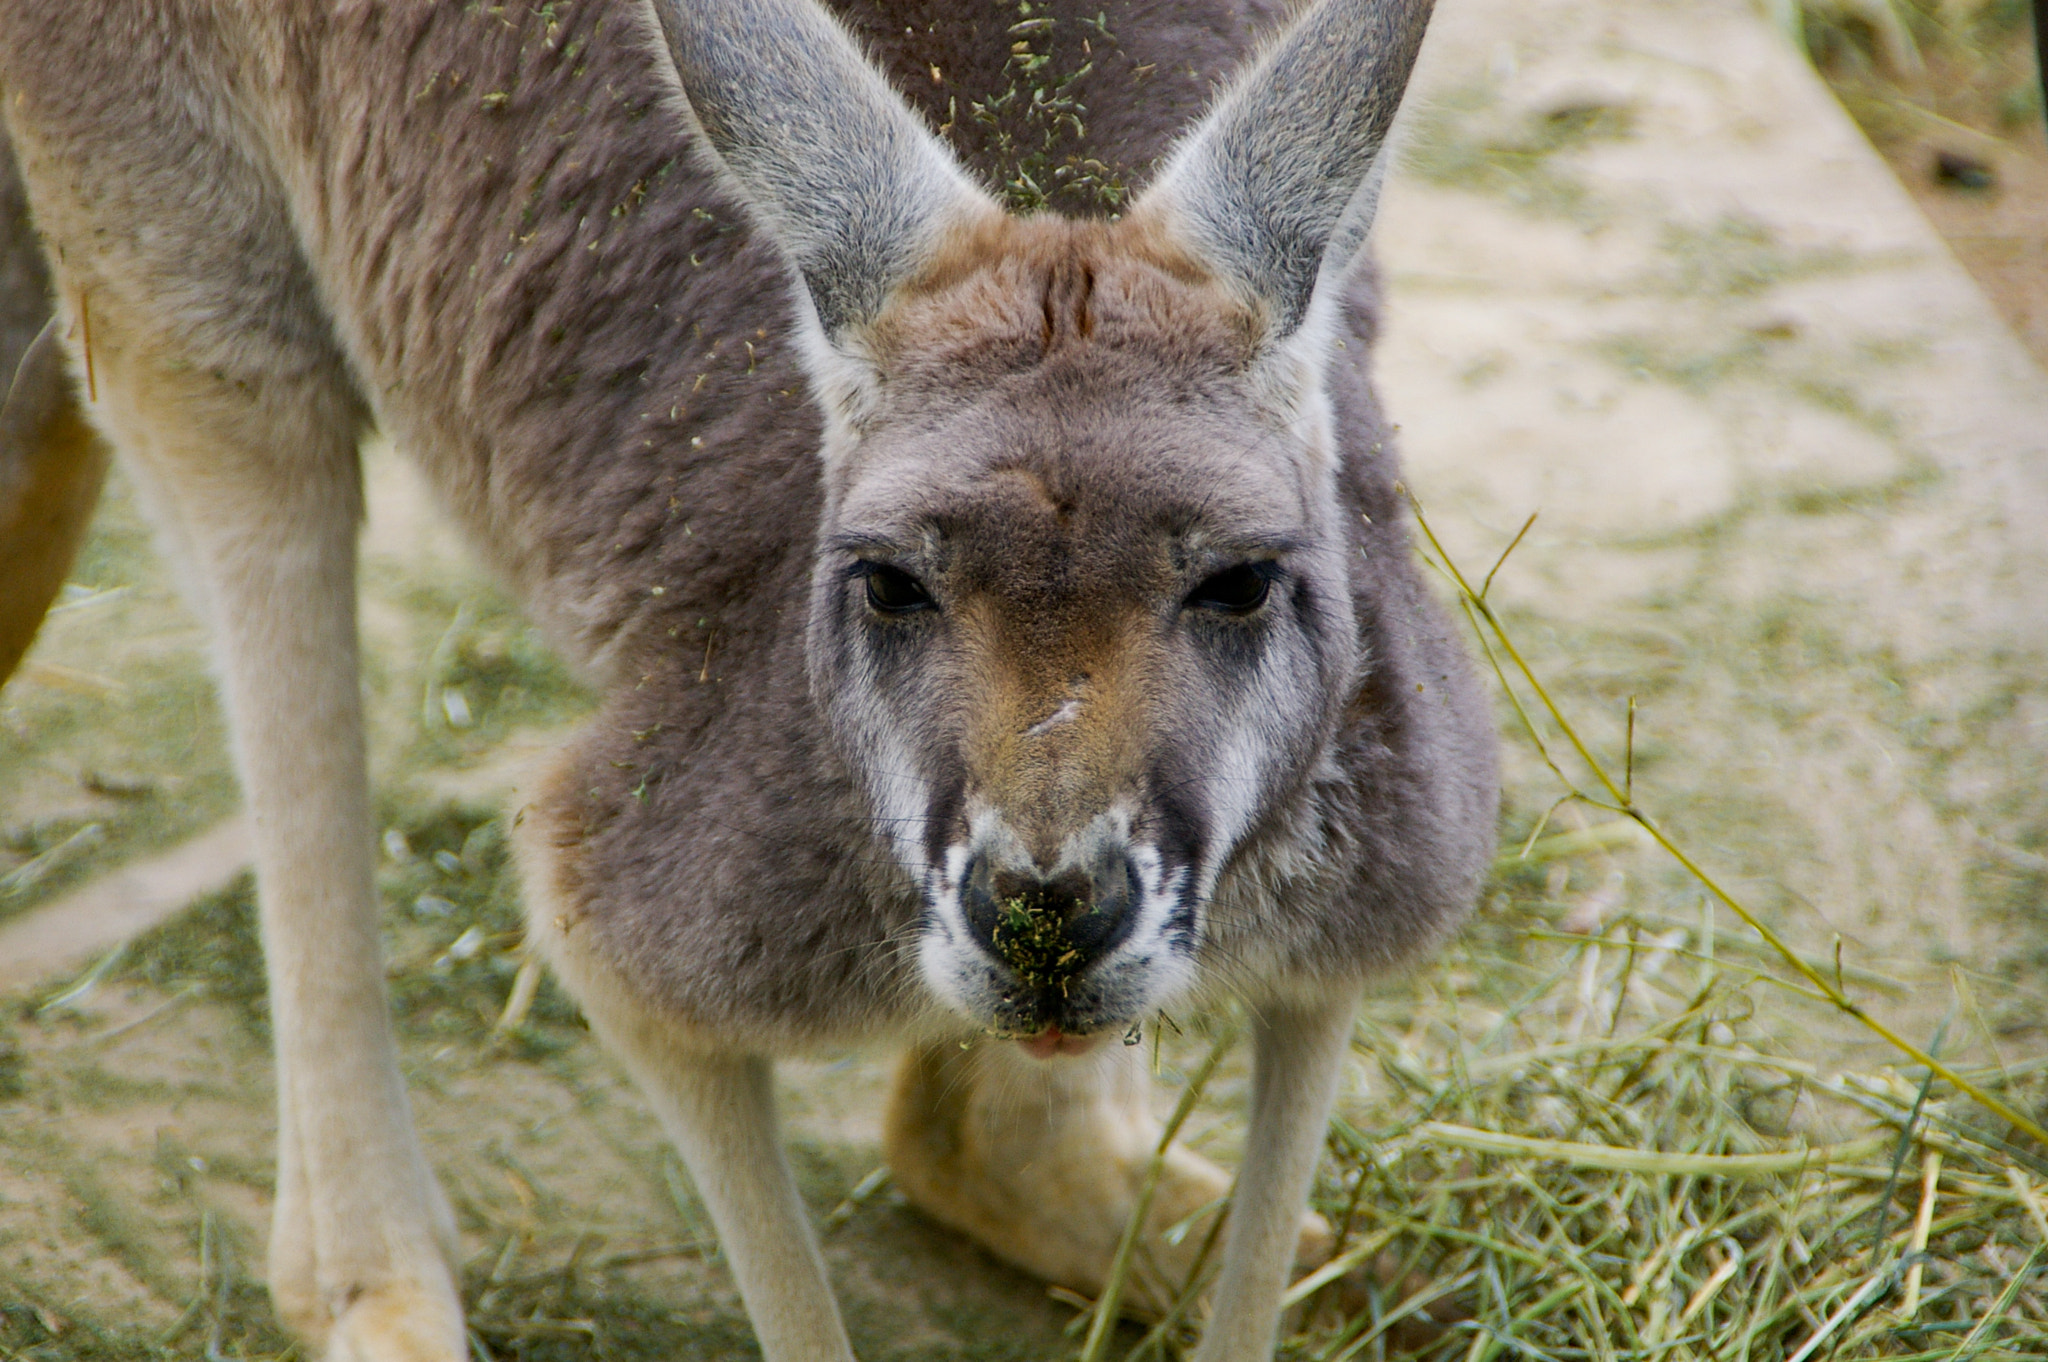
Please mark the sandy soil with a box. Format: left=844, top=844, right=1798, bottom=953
left=1827, top=21, right=2048, bottom=368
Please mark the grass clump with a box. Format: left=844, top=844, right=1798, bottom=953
left=991, top=891, right=1084, bottom=990
left=1099, top=906, right=2048, bottom=1360
left=1305, top=930, right=2048, bottom=1360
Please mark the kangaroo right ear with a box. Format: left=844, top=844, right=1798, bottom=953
left=1130, top=0, right=1433, bottom=400
left=652, top=0, right=999, bottom=426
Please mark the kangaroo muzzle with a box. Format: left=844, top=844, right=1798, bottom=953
left=937, top=798, right=1163, bottom=1040
left=958, top=843, right=1138, bottom=995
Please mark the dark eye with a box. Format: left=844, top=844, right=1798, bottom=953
left=1187, top=562, right=1273, bottom=614
left=863, top=563, right=935, bottom=614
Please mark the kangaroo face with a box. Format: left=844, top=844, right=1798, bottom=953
left=806, top=223, right=1358, bottom=1042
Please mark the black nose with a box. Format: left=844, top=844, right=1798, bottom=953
left=960, top=852, right=1137, bottom=986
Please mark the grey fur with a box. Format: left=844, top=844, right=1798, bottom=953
left=0, top=0, right=1496, bottom=1141
left=1146, top=0, right=1432, bottom=339
left=650, top=0, right=991, bottom=342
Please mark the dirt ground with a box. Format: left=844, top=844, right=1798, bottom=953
left=1889, top=87, right=2048, bottom=366
left=3, top=0, right=2046, bottom=1357
left=1818, top=3, right=2048, bottom=367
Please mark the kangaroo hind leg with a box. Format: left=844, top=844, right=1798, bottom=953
left=8, top=174, right=467, bottom=1361
left=885, top=1037, right=1338, bottom=1325
left=72, top=288, right=465, bottom=1359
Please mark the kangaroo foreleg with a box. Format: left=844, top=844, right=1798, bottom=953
left=197, top=443, right=464, bottom=1362
left=1191, top=992, right=1355, bottom=1362
left=564, top=979, right=856, bottom=1362
left=48, top=289, right=466, bottom=1359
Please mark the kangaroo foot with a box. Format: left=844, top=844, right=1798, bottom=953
left=886, top=1037, right=1331, bottom=1321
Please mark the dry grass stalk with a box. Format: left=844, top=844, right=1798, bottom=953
left=1078, top=1023, right=1241, bottom=1362
left=1402, top=487, right=2048, bottom=1151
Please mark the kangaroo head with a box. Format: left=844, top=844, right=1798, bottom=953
left=656, top=0, right=1432, bottom=1045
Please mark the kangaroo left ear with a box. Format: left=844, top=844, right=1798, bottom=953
left=1130, top=0, right=1432, bottom=389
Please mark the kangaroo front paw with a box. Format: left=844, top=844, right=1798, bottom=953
left=886, top=1039, right=1330, bottom=1320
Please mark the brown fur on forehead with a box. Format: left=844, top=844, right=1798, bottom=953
left=952, top=585, right=1142, bottom=706
left=864, top=214, right=1264, bottom=384
left=936, top=462, right=1183, bottom=598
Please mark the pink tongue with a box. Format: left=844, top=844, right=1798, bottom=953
left=1018, top=1028, right=1066, bottom=1059
left=1018, top=1027, right=1099, bottom=1059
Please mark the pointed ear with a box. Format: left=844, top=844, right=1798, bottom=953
left=652, top=0, right=998, bottom=414
left=1131, top=0, right=1432, bottom=363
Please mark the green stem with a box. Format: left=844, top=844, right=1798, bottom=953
left=1077, top=1023, right=1240, bottom=1362
left=1401, top=486, right=2048, bottom=1150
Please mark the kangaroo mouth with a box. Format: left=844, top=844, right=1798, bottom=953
left=1014, top=1024, right=1102, bottom=1059
left=923, top=825, right=1192, bottom=1046
left=988, top=890, right=1090, bottom=986
left=980, top=888, right=1117, bottom=1040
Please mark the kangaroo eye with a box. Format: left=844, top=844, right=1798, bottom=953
left=864, top=563, right=935, bottom=614
left=1188, top=563, right=1273, bottom=614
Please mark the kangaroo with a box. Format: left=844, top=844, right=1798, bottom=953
left=0, top=0, right=1498, bottom=1358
